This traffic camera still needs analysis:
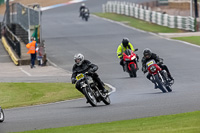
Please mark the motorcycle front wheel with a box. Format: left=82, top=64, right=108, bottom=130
left=129, top=64, right=137, bottom=77
left=0, top=108, right=5, bottom=122
left=83, top=86, right=97, bottom=107
left=154, top=74, right=167, bottom=93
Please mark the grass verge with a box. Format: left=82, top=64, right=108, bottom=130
left=172, top=36, right=200, bottom=46
left=0, top=83, right=82, bottom=109
left=94, top=13, right=185, bottom=33
left=13, top=111, right=200, bottom=133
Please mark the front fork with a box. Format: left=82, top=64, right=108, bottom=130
left=151, top=72, right=164, bottom=84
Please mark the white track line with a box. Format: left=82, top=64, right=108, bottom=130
left=19, top=68, right=32, bottom=76
left=105, top=83, right=116, bottom=95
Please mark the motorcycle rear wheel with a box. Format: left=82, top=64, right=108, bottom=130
left=166, top=86, right=172, bottom=92
left=85, top=17, right=88, bottom=21
left=83, top=86, right=97, bottom=107
left=101, top=93, right=111, bottom=105
left=0, top=108, right=4, bottom=122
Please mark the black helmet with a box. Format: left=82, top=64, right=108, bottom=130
left=143, top=48, right=152, bottom=59
left=122, top=38, right=129, bottom=47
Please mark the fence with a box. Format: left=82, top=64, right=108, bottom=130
left=103, top=1, right=195, bottom=31
left=10, top=3, right=41, bottom=41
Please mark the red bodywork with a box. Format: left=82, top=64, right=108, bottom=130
left=123, top=51, right=137, bottom=71
left=148, top=64, right=162, bottom=75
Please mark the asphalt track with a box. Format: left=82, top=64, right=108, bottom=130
left=1, top=0, right=200, bottom=132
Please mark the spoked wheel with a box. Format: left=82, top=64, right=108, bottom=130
left=83, top=86, right=97, bottom=107
left=129, top=64, right=137, bottom=77
left=154, top=74, right=167, bottom=93
left=0, top=108, right=5, bottom=122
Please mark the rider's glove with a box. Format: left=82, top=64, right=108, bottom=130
left=88, top=68, right=95, bottom=75
left=142, top=67, right=147, bottom=73
left=71, top=78, right=76, bottom=84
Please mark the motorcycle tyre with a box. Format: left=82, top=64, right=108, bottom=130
left=101, top=93, right=111, bottom=105
left=166, top=86, right=172, bottom=92
left=129, top=64, right=137, bottom=77
left=83, top=86, right=97, bottom=107
left=0, top=108, right=4, bottom=122
left=154, top=74, right=167, bottom=93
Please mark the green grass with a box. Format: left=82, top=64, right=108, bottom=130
left=94, top=13, right=185, bottom=33
left=172, top=36, right=200, bottom=46
left=0, top=83, right=82, bottom=109
left=13, top=111, right=200, bottom=133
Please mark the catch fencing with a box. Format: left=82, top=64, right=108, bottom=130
left=103, top=1, right=195, bottom=31
left=10, top=3, right=41, bottom=41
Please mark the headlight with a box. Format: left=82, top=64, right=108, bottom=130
left=150, top=65, right=157, bottom=72
left=131, top=56, right=136, bottom=60
left=125, top=58, right=130, bottom=61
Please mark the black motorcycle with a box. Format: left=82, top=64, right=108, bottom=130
left=0, top=107, right=4, bottom=122
left=75, top=72, right=110, bottom=107
left=81, top=8, right=90, bottom=21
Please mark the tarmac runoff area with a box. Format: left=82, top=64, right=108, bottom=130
left=0, top=62, right=72, bottom=82
left=0, top=38, right=71, bottom=82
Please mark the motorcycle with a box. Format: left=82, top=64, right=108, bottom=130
left=123, top=49, right=139, bottom=77
left=0, top=107, right=4, bottom=122
left=145, top=59, right=173, bottom=93
left=75, top=72, right=110, bottom=107
left=81, top=8, right=90, bottom=21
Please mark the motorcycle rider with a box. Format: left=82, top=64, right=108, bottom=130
left=141, top=48, right=174, bottom=88
left=71, top=53, right=108, bottom=94
left=117, top=37, right=138, bottom=71
left=79, top=3, right=90, bottom=17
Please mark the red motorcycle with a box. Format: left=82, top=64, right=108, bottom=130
left=145, top=59, right=173, bottom=93
left=123, top=49, right=138, bottom=77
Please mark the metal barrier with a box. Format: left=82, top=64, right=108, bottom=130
left=4, top=26, right=21, bottom=58
left=103, top=1, right=195, bottom=31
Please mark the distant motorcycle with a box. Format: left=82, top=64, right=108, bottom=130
left=75, top=72, right=110, bottom=107
left=81, top=8, right=90, bottom=21
left=0, top=107, right=4, bottom=122
left=145, top=59, right=173, bottom=93
left=123, top=49, right=139, bottom=77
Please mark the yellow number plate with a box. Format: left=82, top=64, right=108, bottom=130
left=76, top=74, right=84, bottom=80
left=147, top=61, right=154, bottom=67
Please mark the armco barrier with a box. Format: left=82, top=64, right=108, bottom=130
left=103, top=1, right=195, bottom=31
left=1, top=36, right=19, bottom=65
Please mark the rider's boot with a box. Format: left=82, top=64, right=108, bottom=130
left=168, top=73, right=174, bottom=84
left=154, top=83, right=159, bottom=89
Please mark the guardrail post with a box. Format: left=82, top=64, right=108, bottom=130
left=104, top=1, right=196, bottom=31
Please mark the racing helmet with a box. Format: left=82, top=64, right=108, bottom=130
left=74, top=53, right=84, bottom=66
left=81, top=3, right=85, bottom=7
left=143, top=48, right=152, bottom=59
left=122, top=37, right=129, bottom=47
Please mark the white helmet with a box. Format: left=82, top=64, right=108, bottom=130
left=81, top=3, right=85, bottom=6
left=74, top=53, right=84, bottom=66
